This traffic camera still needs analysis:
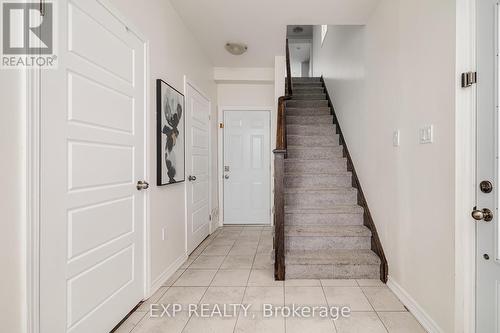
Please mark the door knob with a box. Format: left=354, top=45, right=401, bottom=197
left=136, top=180, right=149, bottom=191
left=188, top=175, right=197, bottom=181
left=224, top=174, right=229, bottom=179
left=471, top=208, right=493, bottom=222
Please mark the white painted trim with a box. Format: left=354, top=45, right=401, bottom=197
left=218, top=106, right=273, bottom=225
left=150, top=254, right=187, bottom=295
left=455, top=0, right=477, bottom=332
left=387, top=276, right=444, bottom=333
left=142, top=41, right=152, bottom=300
left=26, top=2, right=151, bottom=331
left=183, top=77, right=213, bottom=253
left=25, top=63, right=41, bottom=333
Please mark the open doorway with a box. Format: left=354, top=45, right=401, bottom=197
left=287, top=25, right=313, bottom=77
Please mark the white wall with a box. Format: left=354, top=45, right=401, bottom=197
left=0, top=71, right=26, bottom=333
left=107, top=0, right=218, bottom=288
left=312, top=0, right=456, bottom=331
left=217, top=83, right=274, bottom=107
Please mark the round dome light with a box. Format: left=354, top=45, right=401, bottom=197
left=225, top=42, right=248, bottom=55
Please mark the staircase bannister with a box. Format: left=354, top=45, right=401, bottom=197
left=274, top=39, right=293, bottom=281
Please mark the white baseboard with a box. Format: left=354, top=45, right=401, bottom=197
left=386, top=276, right=444, bottom=333
left=149, top=253, right=187, bottom=296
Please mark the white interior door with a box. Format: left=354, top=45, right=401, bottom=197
left=223, top=110, right=270, bottom=225
left=185, top=83, right=210, bottom=253
left=476, top=0, right=500, bottom=331
left=40, top=1, right=146, bottom=332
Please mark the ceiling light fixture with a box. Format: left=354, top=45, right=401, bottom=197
left=225, top=42, right=248, bottom=55
left=293, top=26, right=304, bottom=33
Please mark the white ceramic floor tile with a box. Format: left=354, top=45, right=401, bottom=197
left=378, top=312, right=426, bottom=333
left=173, top=269, right=217, bottom=287
left=202, top=244, right=233, bottom=256
left=252, top=254, right=274, bottom=270
left=334, top=312, right=387, bottom=333
left=247, top=269, right=283, bottom=287
left=200, top=286, right=246, bottom=308
left=211, top=269, right=251, bottom=286
left=182, top=315, right=238, bottom=333
left=190, top=255, right=226, bottom=269
left=286, top=316, right=337, bottom=333
left=285, top=286, right=328, bottom=306
left=228, top=244, right=258, bottom=256
left=220, top=255, right=255, bottom=269
left=357, top=279, right=386, bottom=287
left=362, top=287, right=406, bottom=312
left=234, top=311, right=285, bottom=333
left=157, top=286, right=208, bottom=310
left=162, top=270, right=185, bottom=287
left=242, top=286, right=285, bottom=312
left=132, top=311, right=190, bottom=333
left=285, top=279, right=322, bottom=287
left=323, top=287, right=373, bottom=312
left=321, top=280, right=358, bottom=287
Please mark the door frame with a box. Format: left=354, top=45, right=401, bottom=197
left=218, top=106, right=273, bottom=226
left=183, top=76, right=213, bottom=254
left=25, top=1, right=151, bottom=332
left=455, top=0, right=477, bottom=332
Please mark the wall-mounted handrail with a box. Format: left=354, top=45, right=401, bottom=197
left=286, top=39, right=293, bottom=96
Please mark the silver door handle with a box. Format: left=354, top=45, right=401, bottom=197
left=188, top=175, right=197, bottom=181
left=224, top=174, right=229, bottom=179
left=471, top=208, right=493, bottom=222
left=136, top=180, right=149, bottom=191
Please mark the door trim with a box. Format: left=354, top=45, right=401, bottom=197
left=455, top=0, right=477, bottom=332
left=183, top=76, right=213, bottom=254
left=25, top=1, right=151, bottom=332
left=218, top=106, right=273, bottom=226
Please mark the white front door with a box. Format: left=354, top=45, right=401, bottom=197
left=185, top=83, right=211, bottom=253
left=40, top=1, right=146, bottom=332
left=223, top=110, right=271, bottom=224
left=476, top=0, right=500, bottom=331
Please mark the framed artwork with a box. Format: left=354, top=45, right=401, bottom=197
left=156, top=79, right=185, bottom=185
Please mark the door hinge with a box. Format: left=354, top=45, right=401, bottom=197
left=219, top=122, right=224, bottom=129
left=461, top=71, right=477, bottom=88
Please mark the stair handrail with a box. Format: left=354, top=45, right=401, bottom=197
left=273, top=39, right=293, bottom=280
left=286, top=39, right=293, bottom=96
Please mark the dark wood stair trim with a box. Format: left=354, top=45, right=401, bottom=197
left=320, top=76, right=389, bottom=283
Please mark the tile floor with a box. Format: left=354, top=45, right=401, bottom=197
left=115, top=226, right=426, bottom=333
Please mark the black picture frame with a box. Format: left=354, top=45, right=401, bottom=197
left=156, top=79, right=186, bottom=186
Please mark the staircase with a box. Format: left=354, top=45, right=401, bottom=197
left=283, top=77, right=381, bottom=279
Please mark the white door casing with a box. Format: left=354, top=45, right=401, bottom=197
left=185, top=82, right=211, bottom=253
left=223, top=110, right=271, bottom=225
left=476, top=0, right=500, bottom=332
left=40, top=1, right=147, bottom=332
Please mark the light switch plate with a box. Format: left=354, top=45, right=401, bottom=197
left=419, top=125, right=434, bottom=144
left=393, top=130, right=400, bottom=147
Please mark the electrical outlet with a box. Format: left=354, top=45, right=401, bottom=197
left=419, top=125, right=434, bottom=144
left=393, top=130, right=400, bottom=147
left=162, top=227, right=166, bottom=241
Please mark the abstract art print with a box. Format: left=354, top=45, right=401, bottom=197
left=157, top=79, right=185, bottom=185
